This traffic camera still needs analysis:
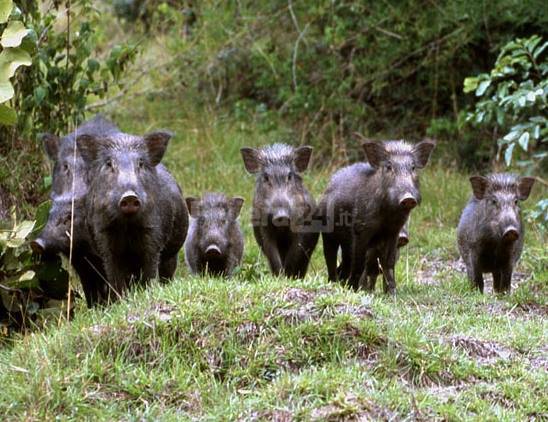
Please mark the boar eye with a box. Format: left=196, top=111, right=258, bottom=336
left=385, top=163, right=393, bottom=172
left=490, top=199, right=497, bottom=206
left=514, top=198, right=519, bottom=205
left=105, top=159, right=113, bottom=169
left=263, top=173, right=270, bottom=183
left=411, top=164, right=416, bottom=171
left=138, top=158, right=145, bottom=169
left=63, top=163, right=70, bottom=172
left=288, top=173, right=293, bottom=182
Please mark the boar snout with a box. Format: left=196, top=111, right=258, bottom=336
left=502, top=226, right=519, bottom=242
left=119, top=191, right=141, bottom=215
left=205, top=244, right=222, bottom=257
left=397, top=233, right=409, bottom=247
left=272, top=209, right=291, bottom=227
left=31, top=238, right=46, bottom=254
left=399, top=193, right=417, bottom=210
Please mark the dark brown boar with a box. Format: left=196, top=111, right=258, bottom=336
left=347, top=140, right=435, bottom=294
left=457, top=173, right=535, bottom=293
left=77, top=130, right=188, bottom=297
left=241, top=143, right=319, bottom=278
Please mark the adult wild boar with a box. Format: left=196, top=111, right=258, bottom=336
left=241, top=143, right=318, bottom=278
left=347, top=140, right=435, bottom=293
left=32, top=115, right=118, bottom=306
left=319, top=161, right=410, bottom=284
left=457, top=173, right=535, bottom=293
left=77, top=130, right=188, bottom=296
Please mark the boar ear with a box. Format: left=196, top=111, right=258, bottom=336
left=517, top=176, right=535, bottom=201
left=362, top=142, right=388, bottom=168
left=41, top=133, right=60, bottom=160
left=76, top=134, right=101, bottom=162
left=294, top=146, right=313, bottom=173
left=413, top=140, right=436, bottom=169
left=185, top=197, right=200, bottom=217
left=240, top=147, right=262, bottom=174
left=469, top=176, right=490, bottom=200
left=230, top=197, right=245, bottom=217
left=144, top=131, right=172, bottom=166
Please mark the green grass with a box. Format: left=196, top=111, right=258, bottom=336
left=0, top=97, right=546, bottom=420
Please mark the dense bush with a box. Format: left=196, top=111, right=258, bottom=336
left=464, top=35, right=547, bottom=171
left=155, top=0, right=548, bottom=163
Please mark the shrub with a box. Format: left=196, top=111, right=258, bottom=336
left=159, top=0, right=548, bottom=161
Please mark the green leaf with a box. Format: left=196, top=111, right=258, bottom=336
left=18, top=270, right=35, bottom=282
left=0, top=47, right=32, bottom=80
left=1, top=20, right=30, bottom=48
left=503, top=130, right=520, bottom=142
left=476, top=80, right=491, bottom=96
left=533, top=125, right=540, bottom=140
left=15, top=220, right=35, bottom=240
left=0, top=80, right=14, bottom=102
left=533, top=41, right=548, bottom=59
left=518, top=131, right=529, bottom=151
left=0, top=103, right=16, bottom=124
left=463, top=77, right=478, bottom=93
left=0, top=0, right=13, bottom=24
left=504, top=143, right=515, bottom=166
left=34, top=86, right=46, bottom=105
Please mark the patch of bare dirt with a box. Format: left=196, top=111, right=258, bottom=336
left=486, top=302, right=548, bottom=320
left=126, top=302, right=178, bottom=324
left=415, top=255, right=531, bottom=292
left=449, top=335, right=516, bottom=365
left=242, top=409, right=293, bottom=422
left=415, top=255, right=466, bottom=286
left=527, top=345, right=548, bottom=371
left=274, top=287, right=373, bottom=324
left=309, top=394, right=398, bottom=421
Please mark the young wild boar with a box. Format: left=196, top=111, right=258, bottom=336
left=319, top=162, right=410, bottom=284
left=457, top=173, right=535, bottom=293
left=241, top=143, right=319, bottom=278
left=185, top=193, right=244, bottom=276
left=347, top=140, right=435, bottom=293
left=32, top=115, right=119, bottom=306
left=77, top=130, right=188, bottom=296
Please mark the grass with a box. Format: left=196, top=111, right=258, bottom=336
left=0, top=96, right=546, bottom=420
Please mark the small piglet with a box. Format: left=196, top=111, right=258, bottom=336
left=77, top=130, right=188, bottom=296
left=457, top=173, right=535, bottom=293
left=241, top=143, right=319, bottom=278
left=185, top=193, right=244, bottom=277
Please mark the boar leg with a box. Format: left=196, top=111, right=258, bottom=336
left=284, top=235, right=316, bottom=278
left=495, top=266, right=513, bottom=294
left=141, top=253, right=160, bottom=284
left=72, top=255, right=105, bottom=307
left=469, top=258, right=484, bottom=293
left=364, top=254, right=380, bottom=291
left=261, top=235, right=283, bottom=276
left=337, top=239, right=352, bottom=281
left=349, top=228, right=373, bottom=290
left=379, top=238, right=398, bottom=295
left=322, top=232, right=339, bottom=281
left=159, top=254, right=178, bottom=280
